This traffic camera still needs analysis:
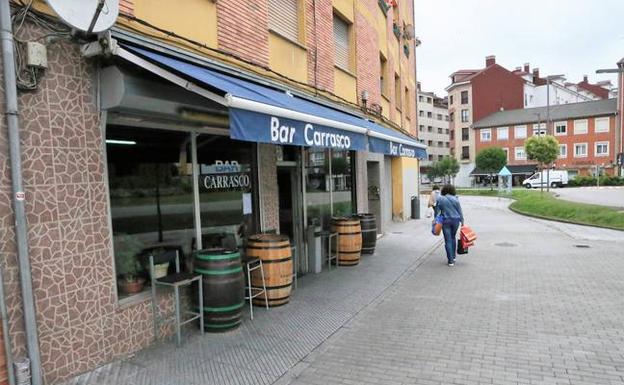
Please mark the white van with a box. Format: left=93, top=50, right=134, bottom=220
left=522, top=170, right=569, bottom=188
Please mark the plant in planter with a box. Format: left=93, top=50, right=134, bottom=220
left=142, top=246, right=171, bottom=279
left=377, top=0, right=390, bottom=15
left=403, top=43, right=410, bottom=57
left=392, top=22, right=401, bottom=39
left=115, top=234, right=146, bottom=295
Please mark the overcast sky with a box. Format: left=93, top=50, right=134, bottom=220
left=414, top=0, right=624, bottom=96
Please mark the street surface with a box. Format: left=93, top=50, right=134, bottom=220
left=553, top=186, right=624, bottom=208
left=285, top=196, right=624, bottom=385
left=65, top=196, right=624, bottom=385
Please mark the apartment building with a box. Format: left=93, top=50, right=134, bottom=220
left=0, top=0, right=424, bottom=383
left=417, top=83, right=450, bottom=174
left=447, top=55, right=525, bottom=186
left=473, top=99, right=619, bottom=183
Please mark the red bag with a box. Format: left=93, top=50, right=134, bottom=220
left=460, top=225, right=477, bottom=247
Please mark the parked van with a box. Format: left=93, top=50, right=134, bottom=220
left=522, top=170, right=569, bottom=188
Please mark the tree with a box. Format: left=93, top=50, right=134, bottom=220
left=439, top=157, right=460, bottom=183
left=475, top=147, right=507, bottom=190
left=525, top=135, right=559, bottom=193
left=427, top=157, right=460, bottom=184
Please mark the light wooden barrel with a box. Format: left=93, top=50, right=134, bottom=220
left=331, top=217, right=362, bottom=266
left=246, top=234, right=293, bottom=307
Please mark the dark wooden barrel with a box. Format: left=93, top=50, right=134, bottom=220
left=357, top=213, right=377, bottom=255
left=246, top=234, right=293, bottom=307
left=193, top=248, right=244, bottom=332
left=331, top=217, right=362, bottom=266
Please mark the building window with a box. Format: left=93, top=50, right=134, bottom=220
left=437, top=141, right=443, bottom=147
left=595, top=117, right=609, bottom=133
left=394, top=73, right=401, bottom=110
left=461, top=146, right=470, bottom=159
left=532, top=123, right=546, bottom=136
left=449, top=112, right=454, bottom=122
left=574, top=119, right=588, bottom=135
left=418, top=95, right=423, bottom=102
left=460, top=109, right=469, bottom=123
left=461, top=90, right=469, bottom=104
left=515, top=146, right=526, bottom=160
left=595, top=142, right=609, bottom=156
left=427, top=97, right=432, bottom=103
left=559, top=144, right=567, bottom=158
left=445, top=115, right=449, bottom=122
left=461, top=127, right=469, bottom=141
left=445, top=129, right=450, bottom=134
left=502, top=147, right=509, bottom=161
left=437, top=113, right=443, bottom=120
left=419, top=110, right=424, bottom=117
left=446, top=142, right=450, bottom=148
left=419, top=125, right=424, bottom=131
left=428, top=140, right=433, bottom=146
left=497, top=127, right=508, bottom=140
left=555, top=121, right=567, bottom=135
left=437, top=127, right=443, bottom=134
left=480, top=129, right=492, bottom=142
left=450, top=129, right=454, bottom=140
left=333, top=14, right=351, bottom=70
left=428, top=126, right=433, bottom=132
left=514, top=125, right=527, bottom=139
left=428, top=154, right=433, bottom=161
left=450, top=95, right=454, bottom=105
left=574, top=143, right=588, bottom=157
left=404, top=87, right=410, bottom=119
left=380, top=54, right=388, bottom=96
left=438, top=155, right=444, bottom=161
left=269, top=0, right=299, bottom=42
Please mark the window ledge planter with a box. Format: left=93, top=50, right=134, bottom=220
left=393, top=23, right=401, bottom=39
left=378, top=0, right=390, bottom=15
left=403, top=43, right=410, bottom=57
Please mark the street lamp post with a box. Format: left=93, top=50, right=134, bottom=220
left=597, top=60, right=624, bottom=177
left=544, top=74, right=564, bottom=192
left=533, top=112, right=545, bottom=193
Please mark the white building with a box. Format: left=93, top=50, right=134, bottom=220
left=417, top=82, right=450, bottom=181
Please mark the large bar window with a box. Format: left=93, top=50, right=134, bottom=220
left=107, top=126, right=194, bottom=298
left=195, top=134, right=256, bottom=250
left=305, top=148, right=356, bottom=230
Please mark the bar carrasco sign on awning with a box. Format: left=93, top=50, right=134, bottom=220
left=229, top=108, right=368, bottom=151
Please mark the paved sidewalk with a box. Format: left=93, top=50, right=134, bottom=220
left=285, top=196, right=624, bottom=385
left=64, top=210, right=441, bottom=385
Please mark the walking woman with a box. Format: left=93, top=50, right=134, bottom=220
left=434, top=184, right=464, bottom=266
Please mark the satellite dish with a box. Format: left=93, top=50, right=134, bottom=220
left=46, top=0, right=119, bottom=33
left=403, top=24, right=415, bottom=40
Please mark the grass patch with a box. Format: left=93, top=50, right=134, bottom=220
left=457, top=189, right=624, bottom=231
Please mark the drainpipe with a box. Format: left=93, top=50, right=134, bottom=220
left=0, top=1, right=43, bottom=385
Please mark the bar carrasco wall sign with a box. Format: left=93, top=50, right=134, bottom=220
left=200, top=161, right=250, bottom=191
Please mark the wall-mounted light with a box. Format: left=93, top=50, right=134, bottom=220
left=106, top=139, right=136, bottom=145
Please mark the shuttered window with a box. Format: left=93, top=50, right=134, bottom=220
left=269, top=0, right=299, bottom=42
left=333, top=15, right=350, bottom=69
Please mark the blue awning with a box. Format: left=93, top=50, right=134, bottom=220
left=119, top=45, right=426, bottom=158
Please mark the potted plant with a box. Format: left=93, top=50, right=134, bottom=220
left=378, top=0, right=390, bottom=15
left=115, top=234, right=146, bottom=295
left=141, top=246, right=171, bottom=279
left=392, top=22, right=401, bottom=39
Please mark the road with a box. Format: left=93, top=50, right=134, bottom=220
left=553, top=186, right=624, bottom=208
left=285, top=196, right=624, bottom=385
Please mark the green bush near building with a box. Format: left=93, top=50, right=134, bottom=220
left=457, top=189, right=624, bottom=231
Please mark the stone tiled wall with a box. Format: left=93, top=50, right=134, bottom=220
left=259, top=144, right=279, bottom=232
left=0, top=19, right=179, bottom=384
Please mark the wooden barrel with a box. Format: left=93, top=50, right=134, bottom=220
left=331, top=217, right=362, bottom=266
left=193, top=248, right=244, bottom=332
left=246, top=234, right=293, bottom=307
left=357, top=213, right=377, bottom=255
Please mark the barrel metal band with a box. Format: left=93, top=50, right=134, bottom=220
left=247, top=244, right=290, bottom=250
left=197, top=302, right=244, bottom=312
left=263, top=283, right=293, bottom=290
left=194, top=266, right=243, bottom=275
left=336, top=231, right=362, bottom=235
left=195, top=252, right=241, bottom=261
left=203, top=320, right=242, bottom=329
left=259, top=257, right=292, bottom=264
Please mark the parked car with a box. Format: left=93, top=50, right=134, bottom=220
left=522, top=170, right=569, bottom=188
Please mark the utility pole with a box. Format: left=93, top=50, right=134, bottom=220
left=597, top=61, right=624, bottom=177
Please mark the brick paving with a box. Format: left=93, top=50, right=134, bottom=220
left=63, top=201, right=441, bottom=385
left=64, top=196, right=624, bottom=385
left=285, top=196, right=624, bottom=385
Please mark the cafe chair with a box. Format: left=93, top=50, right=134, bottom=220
left=149, top=249, right=204, bottom=347
left=242, top=256, right=268, bottom=320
